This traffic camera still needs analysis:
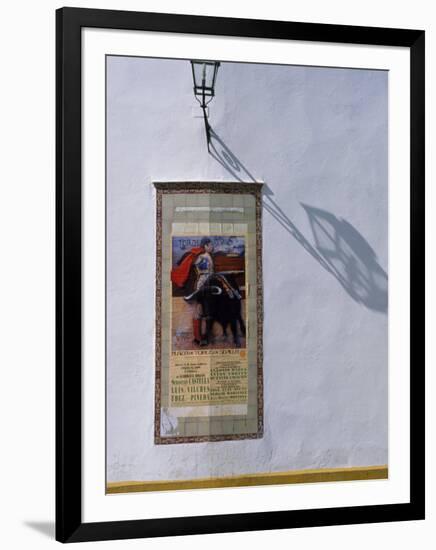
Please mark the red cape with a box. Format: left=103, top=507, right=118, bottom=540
left=171, top=247, right=203, bottom=288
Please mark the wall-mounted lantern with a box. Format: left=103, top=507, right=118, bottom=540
left=190, top=60, right=220, bottom=150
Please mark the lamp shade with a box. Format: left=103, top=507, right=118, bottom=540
left=191, top=60, right=220, bottom=102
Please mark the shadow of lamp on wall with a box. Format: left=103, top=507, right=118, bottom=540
left=189, top=60, right=387, bottom=313
left=301, top=205, right=388, bottom=312
left=262, top=192, right=387, bottom=313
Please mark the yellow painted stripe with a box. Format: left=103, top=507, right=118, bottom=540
left=106, top=465, right=388, bottom=494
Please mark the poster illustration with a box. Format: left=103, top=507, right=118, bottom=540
left=155, top=182, right=263, bottom=444
left=170, top=235, right=248, bottom=407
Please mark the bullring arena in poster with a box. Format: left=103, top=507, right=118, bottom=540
left=154, top=182, right=263, bottom=444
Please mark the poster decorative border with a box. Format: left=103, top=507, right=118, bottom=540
left=154, top=182, right=264, bottom=444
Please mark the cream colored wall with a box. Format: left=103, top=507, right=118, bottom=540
left=106, top=53, right=388, bottom=481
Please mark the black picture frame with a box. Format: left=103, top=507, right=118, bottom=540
left=56, top=6, right=425, bottom=543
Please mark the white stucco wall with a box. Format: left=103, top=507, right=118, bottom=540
left=106, top=55, right=388, bottom=482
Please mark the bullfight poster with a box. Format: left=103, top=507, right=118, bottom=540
left=154, top=182, right=263, bottom=444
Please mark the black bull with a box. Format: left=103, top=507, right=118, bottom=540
left=195, top=274, right=246, bottom=348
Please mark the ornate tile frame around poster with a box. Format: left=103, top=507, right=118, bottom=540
left=154, top=181, right=264, bottom=444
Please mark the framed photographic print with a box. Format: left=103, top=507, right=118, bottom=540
left=56, top=7, right=425, bottom=543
